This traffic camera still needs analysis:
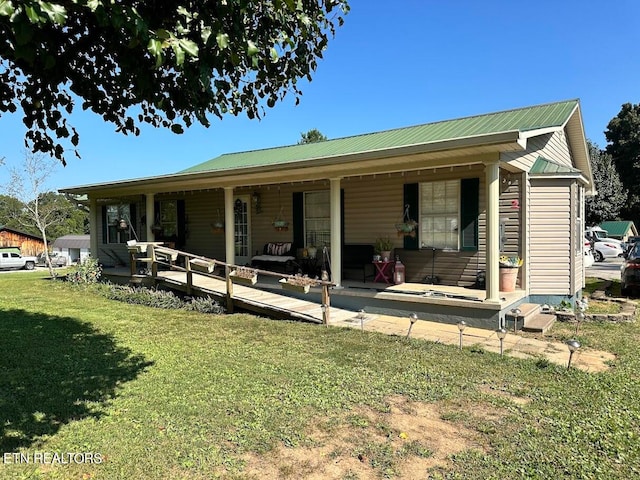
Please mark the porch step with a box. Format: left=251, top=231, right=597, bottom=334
left=522, top=313, right=557, bottom=334
left=505, top=303, right=557, bottom=333
left=505, top=303, right=539, bottom=331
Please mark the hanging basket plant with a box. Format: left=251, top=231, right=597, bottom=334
left=210, top=209, right=224, bottom=234
left=272, top=219, right=289, bottom=232
left=395, top=204, right=418, bottom=237
left=273, top=189, right=289, bottom=231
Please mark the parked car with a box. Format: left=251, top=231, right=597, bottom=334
left=585, top=226, right=623, bottom=246
left=592, top=239, right=624, bottom=262
left=37, top=252, right=68, bottom=267
left=0, top=248, right=37, bottom=270
left=621, top=242, right=640, bottom=296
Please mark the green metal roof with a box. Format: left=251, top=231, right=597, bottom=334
left=181, top=99, right=579, bottom=174
left=598, top=221, right=636, bottom=238
left=530, top=156, right=581, bottom=175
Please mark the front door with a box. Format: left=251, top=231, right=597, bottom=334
left=234, top=196, right=251, bottom=265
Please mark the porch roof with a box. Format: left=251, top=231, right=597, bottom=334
left=60, top=99, right=589, bottom=196
left=182, top=99, right=579, bottom=174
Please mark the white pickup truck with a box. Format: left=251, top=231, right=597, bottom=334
left=0, top=248, right=37, bottom=270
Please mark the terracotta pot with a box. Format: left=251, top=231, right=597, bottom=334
left=499, top=266, right=519, bottom=292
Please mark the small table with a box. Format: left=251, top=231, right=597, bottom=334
left=373, top=261, right=394, bottom=284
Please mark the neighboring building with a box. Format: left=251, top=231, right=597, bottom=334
left=0, top=225, right=44, bottom=256
left=60, top=99, right=594, bottom=327
left=51, top=235, right=91, bottom=265
left=597, top=221, right=638, bottom=242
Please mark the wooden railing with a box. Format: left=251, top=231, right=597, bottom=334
left=127, top=243, right=334, bottom=324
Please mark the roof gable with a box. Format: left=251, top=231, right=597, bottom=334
left=598, top=221, right=637, bottom=237
left=182, top=100, right=579, bottom=174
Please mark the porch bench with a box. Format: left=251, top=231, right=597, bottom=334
left=251, top=242, right=297, bottom=274
left=342, top=244, right=375, bottom=282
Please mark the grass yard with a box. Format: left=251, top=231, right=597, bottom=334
left=1, top=272, right=639, bottom=479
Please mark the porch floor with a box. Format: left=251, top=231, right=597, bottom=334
left=101, top=267, right=614, bottom=372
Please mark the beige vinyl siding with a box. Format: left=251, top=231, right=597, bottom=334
left=529, top=179, right=572, bottom=295
left=179, top=190, right=225, bottom=259
left=501, top=130, right=572, bottom=171
left=498, top=173, right=523, bottom=288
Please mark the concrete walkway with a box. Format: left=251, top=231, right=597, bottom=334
left=333, top=313, right=615, bottom=373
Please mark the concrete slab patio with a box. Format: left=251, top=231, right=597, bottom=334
left=333, top=313, right=615, bottom=373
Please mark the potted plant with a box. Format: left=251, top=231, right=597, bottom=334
left=374, top=237, right=394, bottom=262
left=230, top=266, right=258, bottom=285
left=279, top=274, right=319, bottom=294
left=499, top=255, right=523, bottom=292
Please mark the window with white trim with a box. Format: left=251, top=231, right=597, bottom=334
left=419, top=180, right=460, bottom=250
left=304, top=190, right=330, bottom=247
left=105, top=204, right=131, bottom=244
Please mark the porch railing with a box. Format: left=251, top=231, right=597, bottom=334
left=127, top=242, right=334, bottom=324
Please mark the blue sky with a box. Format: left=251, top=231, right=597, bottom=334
left=1, top=0, right=639, bottom=191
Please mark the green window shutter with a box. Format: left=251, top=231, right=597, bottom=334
left=460, top=178, right=479, bottom=251
left=101, top=205, right=107, bottom=244
left=292, top=192, right=304, bottom=250
left=176, top=200, right=186, bottom=248
left=403, top=183, right=419, bottom=250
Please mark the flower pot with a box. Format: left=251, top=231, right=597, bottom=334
left=279, top=278, right=311, bottom=294
left=230, top=271, right=258, bottom=285
left=380, top=250, right=392, bottom=262
left=189, top=258, right=215, bottom=273
left=499, top=266, right=519, bottom=292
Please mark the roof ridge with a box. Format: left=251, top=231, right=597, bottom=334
left=213, top=99, right=579, bottom=159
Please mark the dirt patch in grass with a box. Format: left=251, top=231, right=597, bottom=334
left=239, top=395, right=489, bottom=479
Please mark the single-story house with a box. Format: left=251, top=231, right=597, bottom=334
left=0, top=225, right=45, bottom=256
left=60, top=99, right=593, bottom=327
left=51, top=234, right=91, bottom=265
left=598, top=221, right=638, bottom=242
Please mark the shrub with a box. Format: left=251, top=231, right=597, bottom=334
left=104, top=284, right=184, bottom=309
left=67, top=257, right=102, bottom=284
left=184, top=296, right=225, bottom=314
left=103, top=284, right=224, bottom=314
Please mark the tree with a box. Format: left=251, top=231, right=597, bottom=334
left=604, top=103, right=640, bottom=223
left=585, top=141, right=627, bottom=225
left=0, top=1, right=349, bottom=164
left=2, top=151, right=84, bottom=276
left=298, top=128, right=328, bottom=144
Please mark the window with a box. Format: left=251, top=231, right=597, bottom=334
left=304, top=191, right=330, bottom=247
left=419, top=180, right=460, bottom=250
left=105, top=204, right=131, bottom=244
left=158, top=200, right=178, bottom=239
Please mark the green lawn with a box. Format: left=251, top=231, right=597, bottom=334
left=1, top=272, right=639, bottom=479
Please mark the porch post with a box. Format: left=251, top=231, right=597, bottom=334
left=330, top=178, right=342, bottom=288
left=145, top=193, right=155, bottom=241
left=484, top=160, right=500, bottom=302
left=224, top=187, right=235, bottom=266
left=89, top=196, right=98, bottom=260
